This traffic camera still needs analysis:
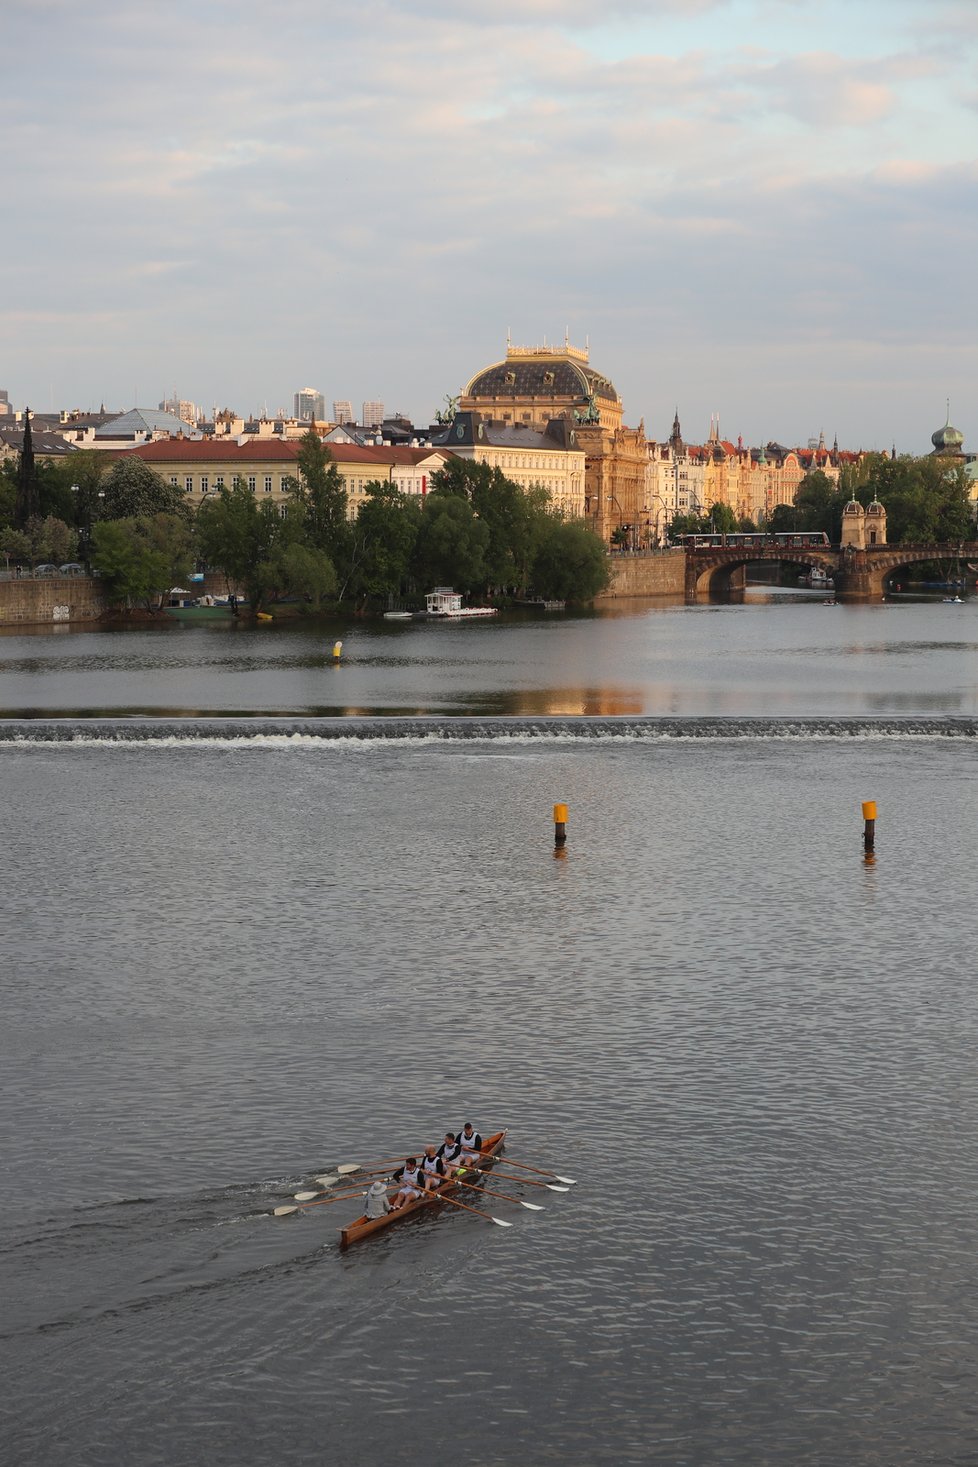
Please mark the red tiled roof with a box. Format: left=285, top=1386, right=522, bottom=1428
left=125, top=439, right=301, bottom=463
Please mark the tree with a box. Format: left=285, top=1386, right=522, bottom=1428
left=284, top=432, right=348, bottom=551
left=667, top=512, right=708, bottom=539
left=195, top=478, right=282, bottom=611
left=26, top=515, right=78, bottom=565
left=14, top=411, right=39, bottom=528
left=861, top=454, right=974, bottom=544
left=429, top=459, right=553, bottom=594
left=101, top=457, right=189, bottom=519
left=90, top=514, right=192, bottom=609
left=413, top=495, right=489, bottom=593
left=710, top=502, right=739, bottom=535
left=346, top=482, right=423, bottom=604
left=531, top=520, right=610, bottom=601
left=260, top=542, right=337, bottom=609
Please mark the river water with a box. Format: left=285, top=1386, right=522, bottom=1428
left=3, top=593, right=978, bottom=1466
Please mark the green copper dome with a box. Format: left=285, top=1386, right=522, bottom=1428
left=932, top=404, right=965, bottom=454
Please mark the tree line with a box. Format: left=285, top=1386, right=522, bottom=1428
left=0, top=433, right=610, bottom=611
left=667, top=454, right=976, bottom=545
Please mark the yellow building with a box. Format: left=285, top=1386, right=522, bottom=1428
left=126, top=440, right=452, bottom=517
left=438, top=413, right=585, bottom=518
left=459, top=338, right=646, bottom=540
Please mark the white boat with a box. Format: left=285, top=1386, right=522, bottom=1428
left=421, top=588, right=498, bottom=620
left=382, top=611, right=414, bottom=621
left=801, top=569, right=834, bottom=589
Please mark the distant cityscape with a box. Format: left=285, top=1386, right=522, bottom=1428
left=2, top=339, right=975, bottom=547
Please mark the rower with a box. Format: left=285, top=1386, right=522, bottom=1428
left=456, top=1122, right=483, bottom=1169
left=438, top=1132, right=463, bottom=1176
left=389, top=1157, right=424, bottom=1210
left=365, top=1180, right=392, bottom=1219
left=419, top=1143, right=447, bottom=1192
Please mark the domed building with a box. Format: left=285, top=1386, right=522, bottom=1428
left=461, top=336, right=623, bottom=431
left=930, top=404, right=966, bottom=458
left=458, top=337, right=648, bottom=543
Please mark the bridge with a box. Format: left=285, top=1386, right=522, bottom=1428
left=685, top=543, right=978, bottom=601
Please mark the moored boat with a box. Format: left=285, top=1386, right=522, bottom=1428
left=419, top=587, right=498, bottom=620
left=339, top=1128, right=507, bottom=1247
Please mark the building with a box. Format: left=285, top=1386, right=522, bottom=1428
left=122, top=438, right=452, bottom=516
left=0, top=424, right=78, bottom=465
left=362, top=400, right=384, bottom=429
left=460, top=337, right=645, bottom=538
left=294, top=388, right=326, bottom=422
left=0, top=390, right=11, bottom=417
left=435, top=412, right=585, bottom=518
left=159, top=396, right=200, bottom=428
left=333, top=400, right=354, bottom=425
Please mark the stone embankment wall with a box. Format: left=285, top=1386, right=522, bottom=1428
left=0, top=576, right=107, bottom=627
left=597, top=548, right=685, bottom=599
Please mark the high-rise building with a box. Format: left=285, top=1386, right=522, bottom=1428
left=0, top=389, right=12, bottom=416
left=332, top=400, right=354, bottom=425
left=294, top=388, right=325, bottom=421
left=362, top=400, right=384, bottom=428
left=159, top=396, right=199, bottom=427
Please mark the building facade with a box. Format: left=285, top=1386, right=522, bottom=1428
left=436, top=412, right=585, bottom=518
left=294, top=388, right=326, bottom=422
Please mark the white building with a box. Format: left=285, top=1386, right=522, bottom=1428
left=362, top=400, right=384, bottom=428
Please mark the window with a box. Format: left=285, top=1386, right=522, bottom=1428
left=215, top=475, right=225, bottom=489
left=169, top=475, right=178, bottom=486
left=264, top=476, right=273, bottom=494
left=185, top=476, right=193, bottom=493
left=248, top=476, right=256, bottom=492
left=200, top=476, right=208, bottom=494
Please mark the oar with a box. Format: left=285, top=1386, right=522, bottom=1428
left=432, top=1191, right=512, bottom=1228
left=273, top=1184, right=379, bottom=1218
left=476, top=1167, right=568, bottom=1193
left=479, top=1152, right=577, bottom=1185
left=453, top=1177, right=543, bottom=1211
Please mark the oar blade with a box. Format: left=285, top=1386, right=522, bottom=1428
left=545, top=1183, right=569, bottom=1193
left=315, top=1174, right=340, bottom=1188
left=520, top=1201, right=544, bottom=1211
left=490, top=1216, right=514, bottom=1227
left=294, top=1191, right=319, bottom=1202
left=336, top=1164, right=360, bottom=1175
left=273, top=1205, right=299, bottom=1217
left=554, top=1175, right=577, bottom=1185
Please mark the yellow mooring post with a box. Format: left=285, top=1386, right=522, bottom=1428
left=332, top=640, right=343, bottom=661
left=553, top=803, right=568, bottom=847
left=862, top=800, right=876, bottom=855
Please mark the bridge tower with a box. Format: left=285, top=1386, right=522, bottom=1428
left=841, top=497, right=866, bottom=549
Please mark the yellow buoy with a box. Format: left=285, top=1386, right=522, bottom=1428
left=332, top=640, right=343, bottom=660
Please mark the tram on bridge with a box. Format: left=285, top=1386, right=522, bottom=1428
left=672, top=531, right=831, bottom=550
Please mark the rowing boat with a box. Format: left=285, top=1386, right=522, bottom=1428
left=338, top=1129, right=507, bottom=1247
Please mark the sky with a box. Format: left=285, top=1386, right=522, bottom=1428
left=3, top=0, right=976, bottom=451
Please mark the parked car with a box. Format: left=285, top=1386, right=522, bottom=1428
left=34, top=564, right=62, bottom=576
left=60, top=562, right=85, bottom=576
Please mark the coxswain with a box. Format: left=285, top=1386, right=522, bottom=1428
left=438, top=1132, right=463, bottom=1177
left=389, top=1157, right=424, bottom=1210
left=365, top=1180, right=391, bottom=1219
left=419, top=1143, right=447, bottom=1193
left=456, top=1122, right=483, bottom=1169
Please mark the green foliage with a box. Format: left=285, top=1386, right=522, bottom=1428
left=413, top=495, right=489, bottom=593
left=195, top=478, right=281, bottom=610
left=1, top=516, right=78, bottom=566
left=101, top=457, right=189, bottom=520
left=45, top=452, right=108, bottom=527
left=710, top=502, right=739, bottom=535
left=430, top=459, right=560, bottom=594
left=91, top=514, right=192, bottom=609
left=260, top=542, right=337, bottom=609
left=531, top=520, right=610, bottom=601
left=346, top=482, right=423, bottom=603
left=667, top=512, right=708, bottom=539
left=860, top=454, right=974, bottom=544
left=285, top=432, right=348, bottom=552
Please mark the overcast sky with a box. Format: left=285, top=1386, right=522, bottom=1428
left=4, top=0, right=976, bottom=450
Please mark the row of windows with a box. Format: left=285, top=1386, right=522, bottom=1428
left=171, top=474, right=276, bottom=493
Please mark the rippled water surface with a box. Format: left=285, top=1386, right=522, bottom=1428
left=0, top=591, right=977, bottom=716
left=3, top=728, right=978, bottom=1466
